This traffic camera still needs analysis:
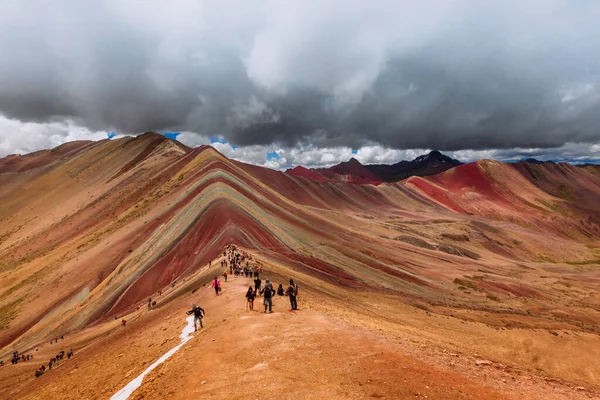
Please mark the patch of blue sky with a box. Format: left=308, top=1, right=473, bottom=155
left=267, top=151, right=280, bottom=160
left=107, top=131, right=116, bottom=139
left=209, top=136, right=227, bottom=144
left=163, top=132, right=180, bottom=140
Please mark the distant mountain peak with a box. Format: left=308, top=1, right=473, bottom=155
left=344, top=157, right=362, bottom=165
left=522, top=158, right=552, bottom=165
left=362, top=150, right=462, bottom=182
left=413, top=150, right=452, bottom=163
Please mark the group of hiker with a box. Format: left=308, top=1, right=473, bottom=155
left=49, top=335, right=64, bottom=345
left=221, top=244, right=261, bottom=281
left=35, top=349, right=73, bottom=377
left=246, top=278, right=299, bottom=313
left=8, top=350, right=33, bottom=365
left=2, top=346, right=73, bottom=378
left=207, top=245, right=300, bottom=317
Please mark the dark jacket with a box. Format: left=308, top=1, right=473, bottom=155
left=187, top=306, right=205, bottom=318
left=261, top=285, right=274, bottom=299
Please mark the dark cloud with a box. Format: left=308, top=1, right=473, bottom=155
left=0, top=0, right=600, bottom=152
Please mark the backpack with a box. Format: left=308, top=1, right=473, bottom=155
left=263, top=287, right=273, bottom=299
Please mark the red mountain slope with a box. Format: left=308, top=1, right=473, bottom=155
left=1, top=136, right=600, bottom=398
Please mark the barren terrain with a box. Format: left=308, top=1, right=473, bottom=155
left=1, top=134, right=599, bottom=398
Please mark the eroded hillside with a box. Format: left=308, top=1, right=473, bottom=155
left=1, top=134, right=599, bottom=399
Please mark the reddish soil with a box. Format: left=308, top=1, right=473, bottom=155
left=1, top=136, right=600, bottom=398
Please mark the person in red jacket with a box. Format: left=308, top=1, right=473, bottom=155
left=211, top=277, right=221, bottom=296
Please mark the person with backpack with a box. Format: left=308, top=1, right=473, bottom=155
left=186, top=304, right=205, bottom=331
left=211, top=277, right=221, bottom=296
left=245, top=286, right=255, bottom=311
left=286, top=279, right=299, bottom=310
left=260, top=279, right=275, bottom=313
left=277, top=284, right=285, bottom=296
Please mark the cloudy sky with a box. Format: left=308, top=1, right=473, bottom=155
left=1, top=0, right=599, bottom=168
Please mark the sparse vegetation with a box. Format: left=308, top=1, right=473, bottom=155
left=395, top=236, right=480, bottom=259
left=564, top=259, right=600, bottom=266
left=470, top=220, right=501, bottom=234
left=393, top=236, right=436, bottom=250
left=440, top=233, right=470, bottom=242
left=453, top=278, right=479, bottom=291
left=437, top=244, right=480, bottom=260
left=0, top=298, right=23, bottom=331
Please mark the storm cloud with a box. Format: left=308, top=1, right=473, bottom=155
left=1, top=0, right=600, bottom=153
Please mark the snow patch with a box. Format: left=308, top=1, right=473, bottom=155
left=250, top=362, right=268, bottom=370
left=110, top=315, right=196, bottom=400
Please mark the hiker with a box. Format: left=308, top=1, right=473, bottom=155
left=260, top=279, right=275, bottom=313
left=121, top=319, right=127, bottom=326
left=277, top=284, right=285, bottom=296
left=148, top=297, right=152, bottom=309
left=186, top=304, right=205, bottom=331
left=222, top=270, right=228, bottom=282
left=263, top=278, right=274, bottom=293
left=254, top=276, right=262, bottom=294
left=245, top=286, right=256, bottom=311
left=67, top=349, right=73, bottom=359
left=286, top=279, right=299, bottom=310
left=211, top=277, right=221, bottom=296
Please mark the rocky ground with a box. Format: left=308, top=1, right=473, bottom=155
left=1, top=252, right=597, bottom=399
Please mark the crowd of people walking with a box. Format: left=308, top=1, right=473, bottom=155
left=1, top=346, right=74, bottom=378
left=220, top=245, right=300, bottom=313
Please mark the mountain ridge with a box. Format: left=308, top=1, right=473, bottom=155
left=2, top=136, right=600, bottom=399
left=286, top=150, right=463, bottom=183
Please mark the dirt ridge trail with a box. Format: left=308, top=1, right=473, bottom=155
left=5, top=269, right=597, bottom=399
left=126, top=276, right=508, bottom=400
